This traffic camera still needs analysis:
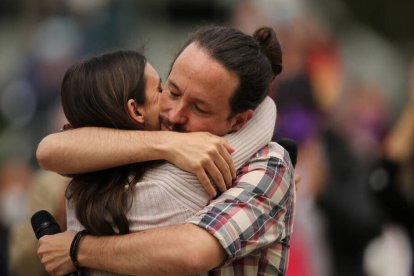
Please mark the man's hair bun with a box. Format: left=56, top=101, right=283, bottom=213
left=253, top=27, right=283, bottom=77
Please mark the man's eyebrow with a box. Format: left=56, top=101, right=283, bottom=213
left=168, top=79, right=181, bottom=92
left=193, top=97, right=211, bottom=106
left=168, top=78, right=211, bottom=106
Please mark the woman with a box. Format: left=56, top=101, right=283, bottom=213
left=61, top=49, right=276, bottom=275
left=61, top=50, right=162, bottom=236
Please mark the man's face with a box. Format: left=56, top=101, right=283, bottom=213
left=159, top=43, right=242, bottom=136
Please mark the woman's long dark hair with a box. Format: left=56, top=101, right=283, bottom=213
left=61, top=50, right=147, bottom=235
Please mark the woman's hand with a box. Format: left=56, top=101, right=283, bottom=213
left=162, top=132, right=236, bottom=197
left=38, top=231, right=76, bottom=276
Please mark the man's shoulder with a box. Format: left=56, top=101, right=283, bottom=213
left=254, top=142, right=291, bottom=163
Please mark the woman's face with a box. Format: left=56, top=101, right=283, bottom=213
left=141, top=62, right=162, bottom=130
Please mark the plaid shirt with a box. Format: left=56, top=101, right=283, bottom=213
left=188, top=142, right=296, bottom=275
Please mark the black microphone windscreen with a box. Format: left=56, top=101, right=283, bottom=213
left=31, top=210, right=61, bottom=239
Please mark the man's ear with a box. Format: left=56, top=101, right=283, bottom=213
left=127, top=99, right=145, bottom=125
left=230, top=109, right=254, bottom=132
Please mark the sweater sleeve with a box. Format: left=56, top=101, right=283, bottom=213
left=226, top=96, right=277, bottom=169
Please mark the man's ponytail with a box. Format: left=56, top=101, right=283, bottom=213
left=253, top=27, right=283, bottom=77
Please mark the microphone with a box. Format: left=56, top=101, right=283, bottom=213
left=31, top=210, right=61, bottom=239
left=31, top=210, right=78, bottom=276
left=277, top=138, right=297, bottom=167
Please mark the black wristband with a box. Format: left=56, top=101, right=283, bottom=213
left=70, top=230, right=89, bottom=272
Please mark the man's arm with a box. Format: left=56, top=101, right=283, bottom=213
left=38, top=224, right=226, bottom=275
left=38, top=142, right=295, bottom=275
left=187, top=142, right=295, bottom=262
left=37, top=128, right=235, bottom=193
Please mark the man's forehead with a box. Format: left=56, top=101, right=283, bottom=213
left=173, top=43, right=211, bottom=73
left=168, top=43, right=238, bottom=109
left=168, top=77, right=222, bottom=106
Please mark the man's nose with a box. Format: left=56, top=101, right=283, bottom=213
left=169, top=106, right=188, bottom=125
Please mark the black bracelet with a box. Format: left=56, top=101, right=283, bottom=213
left=70, top=230, right=89, bottom=272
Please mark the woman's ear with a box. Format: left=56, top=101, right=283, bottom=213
left=127, top=99, right=145, bottom=125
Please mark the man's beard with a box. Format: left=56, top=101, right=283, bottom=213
left=171, top=124, right=187, bottom=132
left=160, top=115, right=188, bottom=132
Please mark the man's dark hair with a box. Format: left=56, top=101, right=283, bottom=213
left=175, top=25, right=282, bottom=117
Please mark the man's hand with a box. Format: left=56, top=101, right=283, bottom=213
left=162, top=132, right=236, bottom=196
left=37, top=231, right=76, bottom=275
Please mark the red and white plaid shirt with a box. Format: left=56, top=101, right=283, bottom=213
left=188, top=142, right=296, bottom=275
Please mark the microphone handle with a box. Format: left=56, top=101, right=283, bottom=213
left=31, top=211, right=79, bottom=276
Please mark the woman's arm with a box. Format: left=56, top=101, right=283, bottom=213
left=37, top=128, right=163, bottom=174
left=37, top=128, right=235, bottom=191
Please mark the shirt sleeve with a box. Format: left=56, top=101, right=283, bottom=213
left=187, top=142, right=295, bottom=262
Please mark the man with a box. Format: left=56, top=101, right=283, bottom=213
left=37, top=25, right=295, bottom=275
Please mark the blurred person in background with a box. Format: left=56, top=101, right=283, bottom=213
left=8, top=171, right=68, bottom=276
left=5, top=91, right=70, bottom=276
left=365, top=59, right=414, bottom=276
left=230, top=2, right=334, bottom=275
left=0, top=158, right=33, bottom=276
left=317, top=80, right=387, bottom=276
left=272, top=72, right=329, bottom=276
left=273, top=16, right=338, bottom=276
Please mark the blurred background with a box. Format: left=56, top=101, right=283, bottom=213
left=0, top=0, right=413, bottom=275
